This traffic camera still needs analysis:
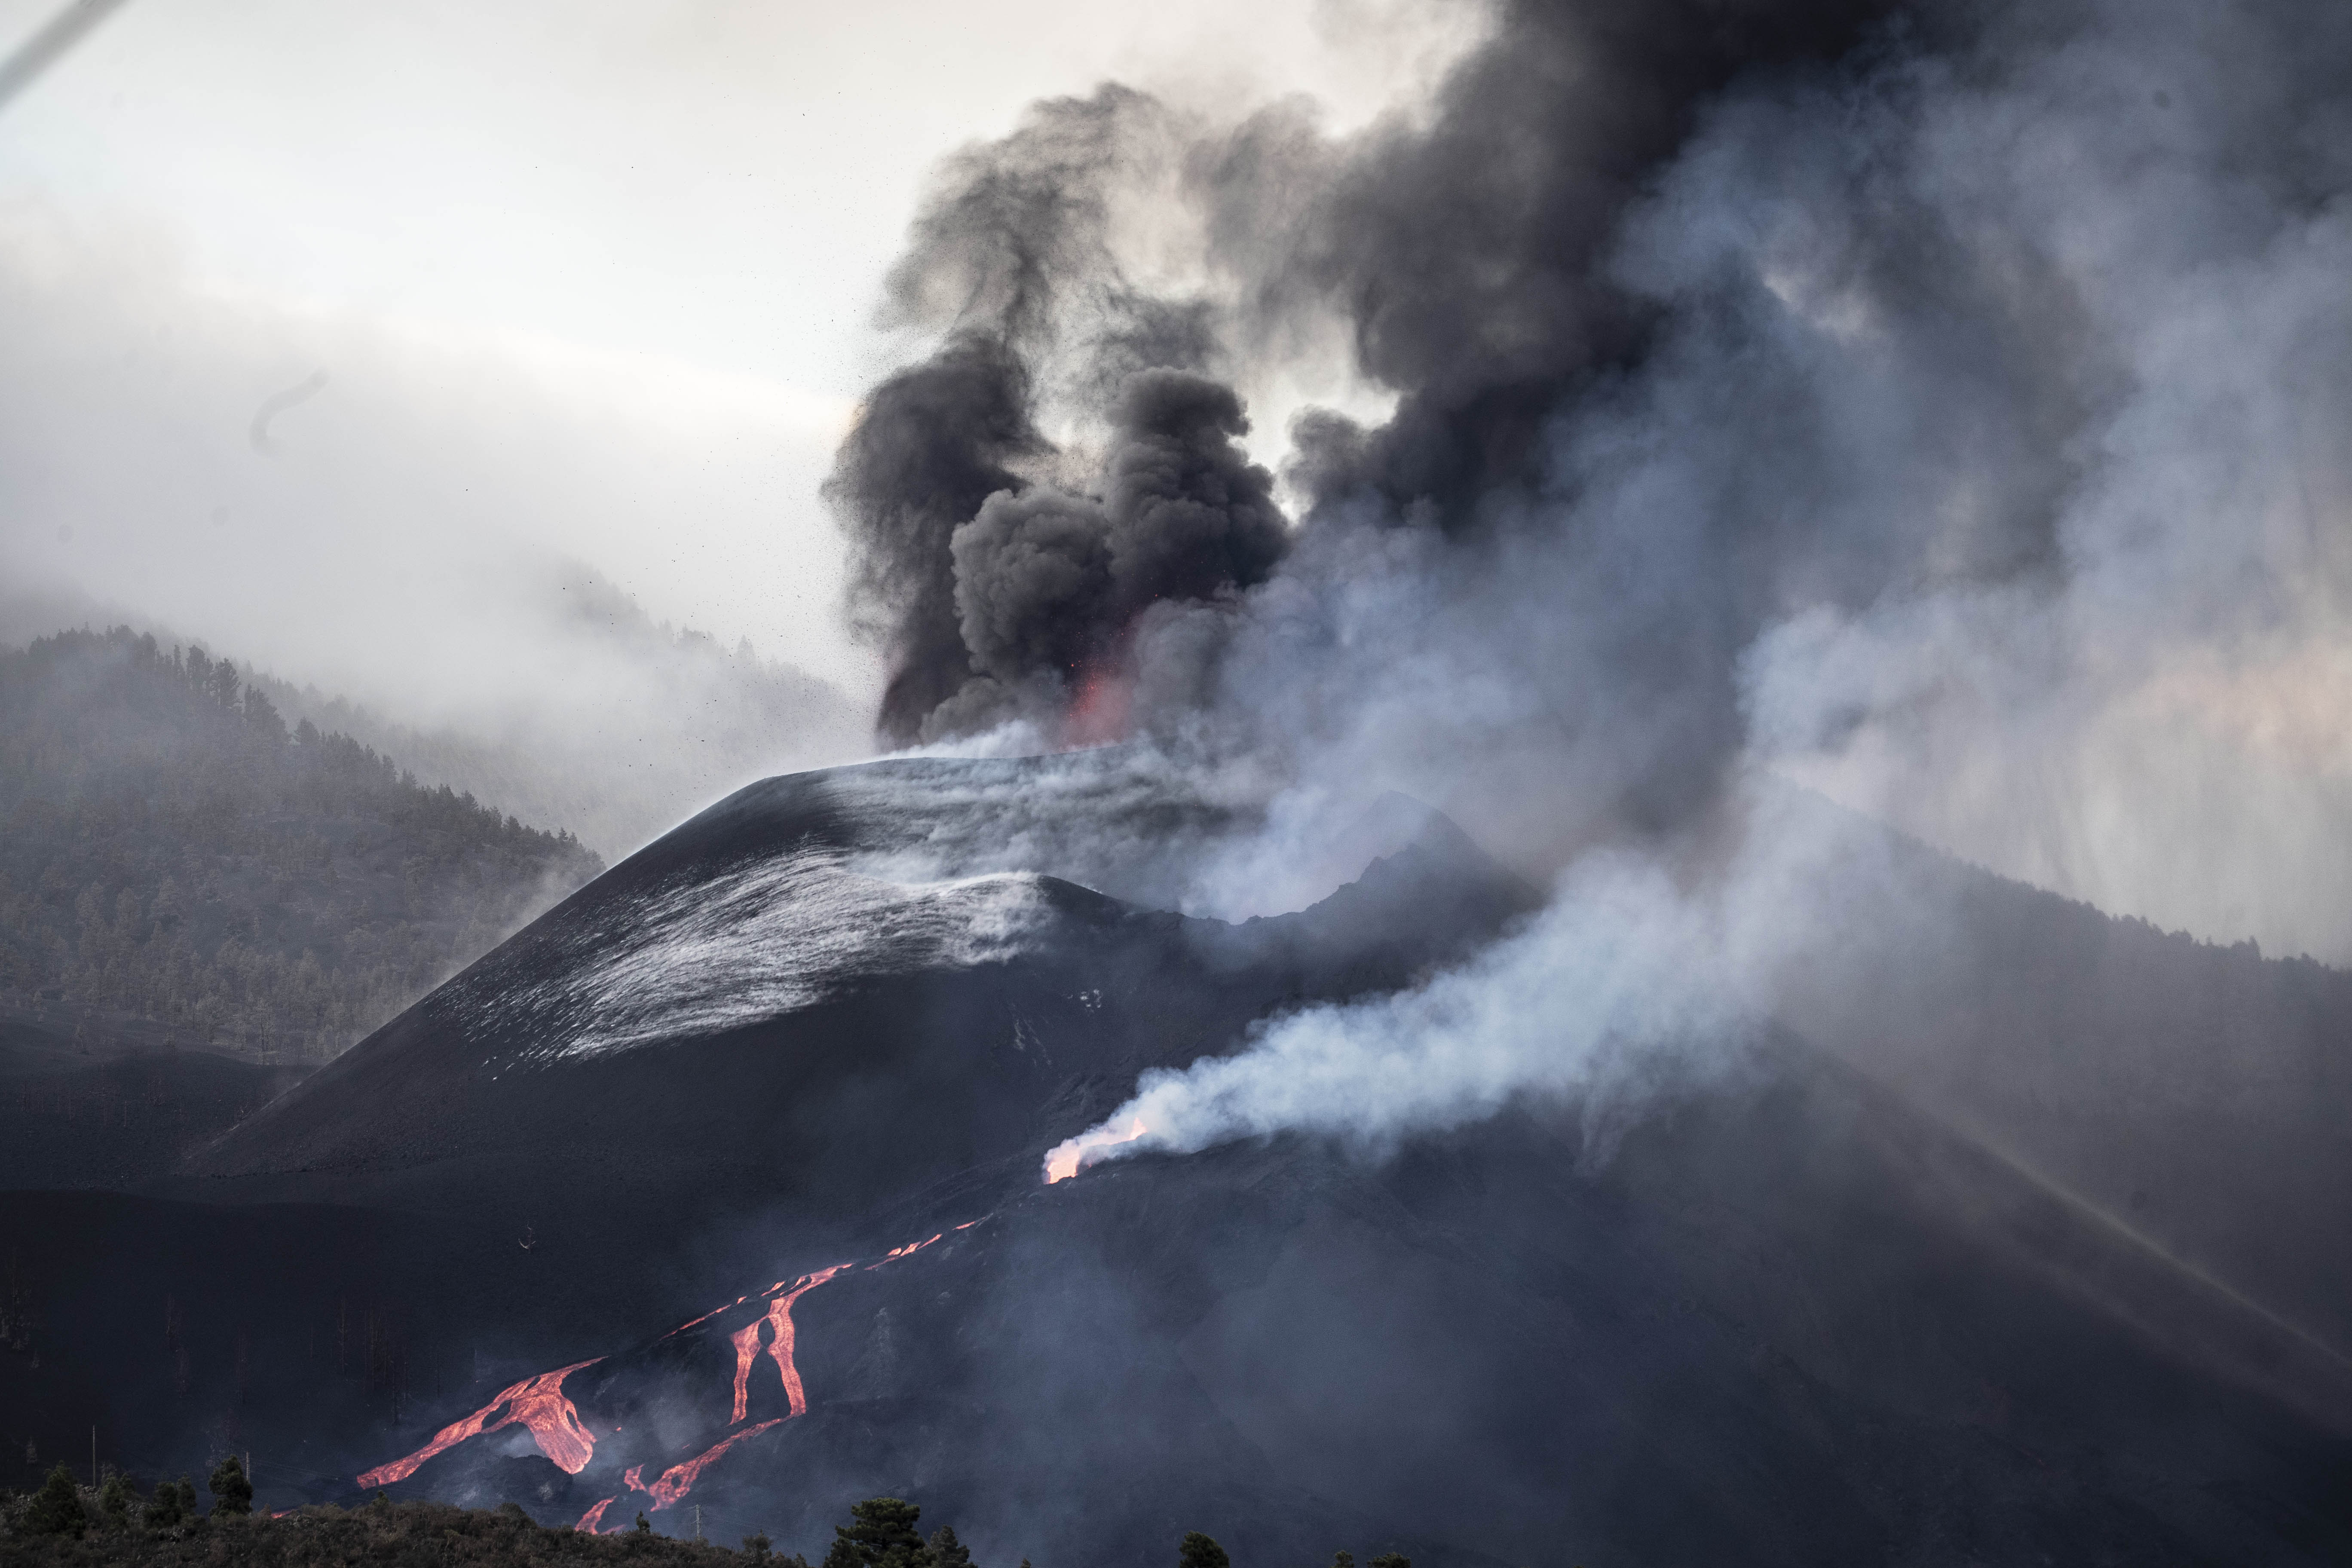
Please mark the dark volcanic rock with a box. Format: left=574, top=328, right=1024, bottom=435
left=180, top=756, right=1536, bottom=1252
left=11, top=756, right=2352, bottom=1565
left=0, top=1003, right=309, bottom=1191
left=323, top=1040, right=2352, bottom=1566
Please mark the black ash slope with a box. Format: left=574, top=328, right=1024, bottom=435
left=179, top=756, right=1535, bottom=1253
left=343, top=1036, right=2352, bottom=1567
left=9, top=755, right=2351, bottom=1563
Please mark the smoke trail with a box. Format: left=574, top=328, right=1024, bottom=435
left=1044, top=848, right=1746, bottom=1181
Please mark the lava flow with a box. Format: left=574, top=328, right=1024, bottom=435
left=764, top=1263, right=851, bottom=1417
left=643, top=1419, right=784, bottom=1510
left=358, top=1358, right=601, bottom=1486
left=868, top=1234, right=941, bottom=1268
left=729, top=1318, right=764, bottom=1424
left=384, top=1223, right=985, bottom=1515
left=664, top=1294, right=749, bottom=1341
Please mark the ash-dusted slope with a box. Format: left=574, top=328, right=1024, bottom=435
left=181, top=753, right=1535, bottom=1250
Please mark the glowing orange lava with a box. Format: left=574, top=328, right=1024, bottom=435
left=576, top=1498, right=616, bottom=1533
left=1064, top=664, right=1133, bottom=747
left=764, top=1263, right=852, bottom=1416
left=1043, top=1115, right=1149, bottom=1183
left=663, top=1294, right=749, bottom=1341
left=867, top=1234, right=942, bottom=1269
left=357, top=1358, right=600, bottom=1487
left=643, top=1419, right=783, bottom=1510
left=729, top=1318, right=763, bottom=1423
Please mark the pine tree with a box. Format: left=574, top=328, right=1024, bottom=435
left=835, top=1497, right=929, bottom=1568
left=143, top=1477, right=184, bottom=1528
left=97, top=1470, right=135, bottom=1526
left=1179, top=1531, right=1230, bottom=1568
left=26, top=1463, right=87, bottom=1536
left=208, top=1453, right=254, bottom=1516
left=929, top=1524, right=973, bottom=1568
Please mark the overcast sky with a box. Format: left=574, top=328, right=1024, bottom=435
left=0, top=0, right=1479, bottom=706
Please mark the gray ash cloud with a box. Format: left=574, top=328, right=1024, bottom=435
left=827, top=0, right=1919, bottom=776
left=828, top=0, right=2352, bottom=964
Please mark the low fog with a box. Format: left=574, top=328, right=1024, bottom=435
left=0, top=0, right=1479, bottom=855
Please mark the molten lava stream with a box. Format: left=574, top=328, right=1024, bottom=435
left=576, top=1497, right=617, bottom=1533
left=764, top=1263, right=851, bottom=1417
left=357, top=1359, right=600, bottom=1487
left=665, top=1293, right=752, bottom=1341
left=643, top=1420, right=782, bottom=1511
left=868, top=1234, right=942, bottom=1269
left=730, top=1318, right=763, bottom=1423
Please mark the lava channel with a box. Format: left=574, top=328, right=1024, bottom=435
left=575, top=1497, right=617, bottom=1533
left=867, top=1234, right=941, bottom=1269
left=643, top=1419, right=783, bottom=1510
left=761, top=1263, right=851, bottom=1417
left=357, top=1358, right=600, bottom=1486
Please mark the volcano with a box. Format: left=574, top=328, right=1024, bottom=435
left=7, top=754, right=2351, bottom=1564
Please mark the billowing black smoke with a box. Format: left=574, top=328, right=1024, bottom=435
left=830, top=0, right=1936, bottom=788
left=1207, top=0, right=1911, bottom=527
left=824, top=86, right=1261, bottom=746
left=939, top=369, right=1284, bottom=737
left=829, top=0, right=2352, bottom=893
left=826, top=332, right=1043, bottom=741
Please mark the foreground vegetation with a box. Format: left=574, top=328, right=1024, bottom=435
left=0, top=1466, right=1404, bottom=1568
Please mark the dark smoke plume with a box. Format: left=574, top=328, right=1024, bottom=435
left=826, top=332, right=1043, bottom=741
left=940, top=368, right=1285, bottom=737
left=830, top=85, right=1293, bottom=744
left=833, top=0, right=2352, bottom=958
left=830, top=0, right=1929, bottom=776
left=1207, top=0, right=1909, bottom=528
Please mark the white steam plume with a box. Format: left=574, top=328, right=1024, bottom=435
left=1046, top=848, right=1751, bottom=1181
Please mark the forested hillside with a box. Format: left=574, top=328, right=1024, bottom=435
left=0, top=629, right=603, bottom=1061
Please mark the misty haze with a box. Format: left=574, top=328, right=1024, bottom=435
left=5, top=1, right=2352, bottom=1564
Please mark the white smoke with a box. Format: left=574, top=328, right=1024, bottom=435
left=1044, top=847, right=1746, bottom=1179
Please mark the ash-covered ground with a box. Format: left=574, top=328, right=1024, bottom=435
left=6, top=755, right=2350, bottom=1564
